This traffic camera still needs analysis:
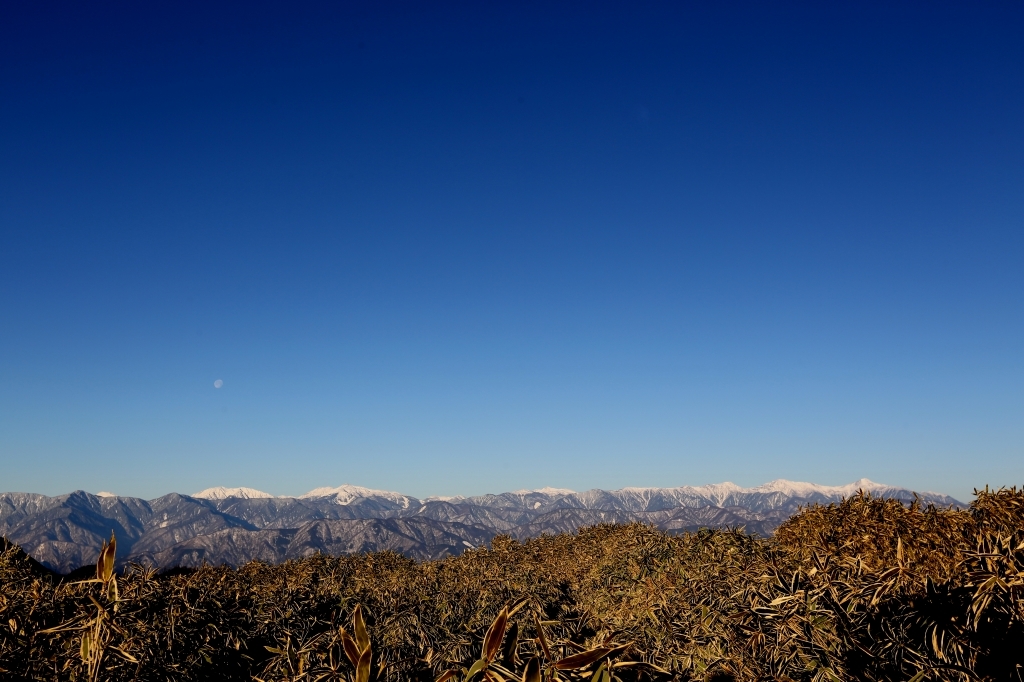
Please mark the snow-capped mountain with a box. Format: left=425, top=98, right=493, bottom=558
left=447, top=486, right=582, bottom=510
left=0, top=479, right=963, bottom=573
left=549, top=478, right=952, bottom=513
left=200, top=479, right=958, bottom=513
left=749, top=478, right=890, bottom=497
left=515, top=487, right=577, bottom=496
left=298, top=484, right=415, bottom=509
left=192, top=487, right=276, bottom=500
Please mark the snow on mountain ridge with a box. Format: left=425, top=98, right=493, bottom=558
left=544, top=479, right=956, bottom=513
left=596, top=480, right=886, bottom=498
left=565, top=483, right=748, bottom=511
left=190, top=479, right=954, bottom=510
left=192, top=487, right=276, bottom=500
left=510, top=487, right=576, bottom=496
left=749, top=478, right=890, bottom=497
left=299, top=484, right=414, bottom=507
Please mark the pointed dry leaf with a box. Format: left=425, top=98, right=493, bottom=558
left=356, top=645, right=372, bottom=682
left=353, top=605, right=370, bottom=655
left=340, top=627, right=360, bottom=667
left=534, top=615, right=552, bottom=662
left=483, top=606, right=509, bottom=663
left=522, top=657, right=541, bottom=682
left=554, top=647, right=613, bottom=670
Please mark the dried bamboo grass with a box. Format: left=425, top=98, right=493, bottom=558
left=0, top=488, right=1021, bottom=681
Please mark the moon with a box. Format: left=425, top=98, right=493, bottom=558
left=213, top=379, right=223, bottom=388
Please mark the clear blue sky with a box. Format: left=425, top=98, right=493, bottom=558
left=1, top=2, right=1021, bottom=502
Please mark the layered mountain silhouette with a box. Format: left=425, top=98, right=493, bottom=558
left=0, top=480, right=960, bottom=573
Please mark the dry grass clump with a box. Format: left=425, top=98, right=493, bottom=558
left=1, top=488, right=1022, bottom=681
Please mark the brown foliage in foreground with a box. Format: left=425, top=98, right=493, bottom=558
left=1, top=488, right=1022, bottom=681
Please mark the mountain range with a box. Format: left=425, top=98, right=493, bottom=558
left=0, top=479, right=961, bottom=573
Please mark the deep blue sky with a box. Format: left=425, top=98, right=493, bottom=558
left=1, top=2, right=1022, bottom=501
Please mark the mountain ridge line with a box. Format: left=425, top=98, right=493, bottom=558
left=0, top=479, right=962, bottom=573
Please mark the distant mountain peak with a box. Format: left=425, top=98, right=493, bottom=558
left=748, top=479, right=888, bottom=496
left=1, top=477, right=963, bottom=572
left=510, top=487, right=576, bottom=496
left=192, top=487, right=276, bottom=500
left=299, top=484, right=413, bottom=507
